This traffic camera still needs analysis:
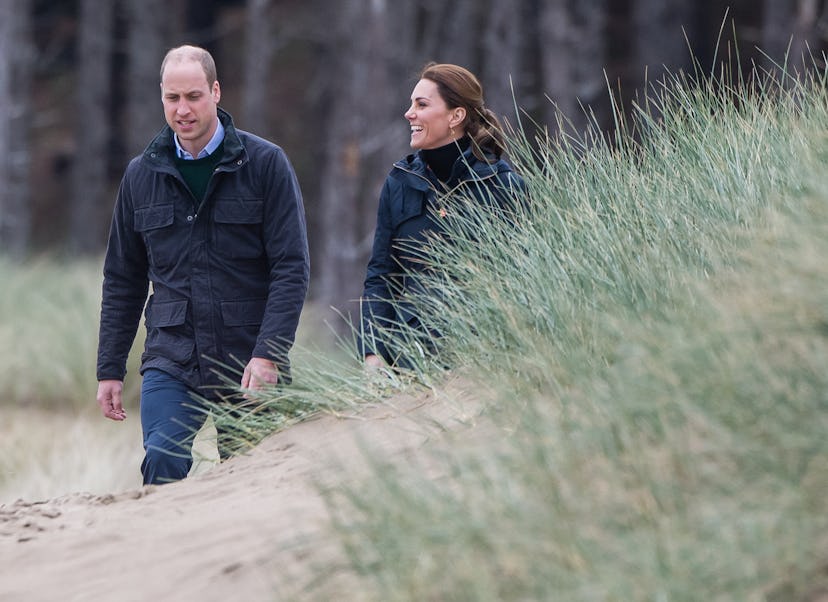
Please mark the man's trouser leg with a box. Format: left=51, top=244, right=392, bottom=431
left=139, top=369, right=206, bottom=485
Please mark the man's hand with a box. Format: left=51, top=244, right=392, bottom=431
left=241, top=357, right=279, bottom=394
left=97, top=379, right=127, bottom=421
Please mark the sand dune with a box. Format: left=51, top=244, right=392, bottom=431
left=0, top=381, right=482, bottom=601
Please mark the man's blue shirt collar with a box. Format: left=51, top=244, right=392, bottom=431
left=174, top=118, right=225, bottom=160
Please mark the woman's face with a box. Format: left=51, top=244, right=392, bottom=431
left=404, top=78, right=464, bottom=150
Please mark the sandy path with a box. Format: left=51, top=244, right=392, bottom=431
left=0, top=383, right=481, bottom=602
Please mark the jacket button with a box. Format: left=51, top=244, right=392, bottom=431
left=187, top=215, right=194, bottom=222
left=237, top=159, right=243, bottom=165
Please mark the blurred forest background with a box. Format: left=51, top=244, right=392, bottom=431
left=1, top=0, right=827, bottom=331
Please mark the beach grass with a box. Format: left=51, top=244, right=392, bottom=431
left=288, top=64, right=828, bottom=600
left=0, top=256, right=144, bottom=411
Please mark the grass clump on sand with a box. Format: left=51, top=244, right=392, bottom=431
left=0, top=257, right=148, bottom=501
left=0, top=256, right=143, bottom=411
left=296, top=65, right=828, bottom=600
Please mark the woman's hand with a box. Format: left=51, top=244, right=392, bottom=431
left=364, top=354, right=387, bottom=371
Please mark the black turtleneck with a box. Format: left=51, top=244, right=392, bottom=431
left=421, top=136, right=471, bottom=183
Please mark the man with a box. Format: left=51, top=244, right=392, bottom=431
left=96, top=45, right=309, bottom=485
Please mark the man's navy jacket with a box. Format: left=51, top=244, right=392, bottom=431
left=97, top=108, right=309, bottom=396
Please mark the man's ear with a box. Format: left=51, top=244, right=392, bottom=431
left=212, top=80, right=221, bottom=103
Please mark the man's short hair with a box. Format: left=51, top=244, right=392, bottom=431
left=160, top=45, right=218, bottom=85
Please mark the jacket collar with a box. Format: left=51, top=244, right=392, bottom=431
left=142, top=107, right=246, bottom=170
left=392, top=144, right=511, bottom=191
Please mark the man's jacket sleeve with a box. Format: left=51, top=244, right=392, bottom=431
left=96, top=165, right=150, bottom=381
left=253, top=147, right=310, bottom=371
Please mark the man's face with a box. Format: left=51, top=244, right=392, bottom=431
left=160, top=60, right=220, bottom=156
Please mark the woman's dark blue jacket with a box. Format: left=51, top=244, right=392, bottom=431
left=359, top=145, right=524, bottom=364
left=96, top=108, right=310, bottom=395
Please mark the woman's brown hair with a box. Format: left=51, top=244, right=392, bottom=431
left=419, top=62, right=506, bottom=162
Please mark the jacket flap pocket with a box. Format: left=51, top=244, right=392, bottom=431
left=134, top=204, right=174, bottom=231
left=214, top=199, right=264, bottom=224
left=146, top=298, right=188, bottom=327
left=221, top=298, right=266, bottom=327
left=391, top=194, right=424, bottom=228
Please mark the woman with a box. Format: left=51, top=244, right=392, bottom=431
left=359, top=62, right=524, bottom=370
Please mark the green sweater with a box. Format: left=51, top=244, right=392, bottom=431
left=173, top=141, right=224, bottom=201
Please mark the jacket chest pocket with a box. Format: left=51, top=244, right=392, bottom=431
left=134, top=204, right=177, bottom=267
left=213, top=198, right=264, bottom=259
left=390, top=192, right=426, bottom=230
left=391, top=191, right=444, bottom=246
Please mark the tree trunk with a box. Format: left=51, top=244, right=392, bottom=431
left=126, top=0, right=168, bottom=159
left=432, top=0, right=480, bottom=68
left=416, top=0, right=473, bottom=67
left=538, top=0, right=574, bottom=134
left=795, top=0, right=821, bottom=62
left=633, top=0, right=695, bottom=76
left=70, top=0, right=113, bottom=254
left=0, top=0, right=33, bottom=258
left=762, top=0, right=820, bottom=70
left=315, top=0, right=394, bottom=333
left=243, top=0, right=276, bottom=131
left=538, top=0, right=607, bottom=137
left=480, top=0, right=524, bottom=132
left=570, top=0, right=608, bottom=133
